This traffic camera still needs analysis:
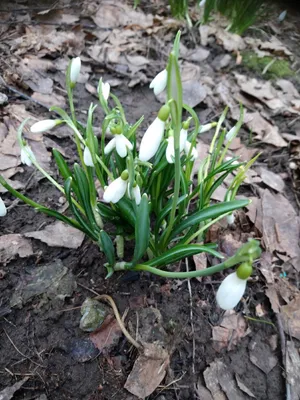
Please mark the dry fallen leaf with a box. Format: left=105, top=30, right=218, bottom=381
left=259, top=167, right=285, bottom=192
left=124, top=343, right=169, bottom=398
left=89, top=315, right=122, bottom=352
left=280, top=296, right=300, bottom=340
left=249, top=335, right=278, bottom=374
left=235, top=374, right=256, bottom=398
left=193, top=253, right=207, bottom=282
left=261, top=190, right=300, bottom=258
left=286, top=341, right=300, bottom=400
left=25, top=221, right=85, bottom=249
left=0, top=234, right=33, bottom=266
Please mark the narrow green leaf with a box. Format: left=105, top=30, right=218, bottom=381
left=132, top=194, right=150, bottom=264
left=156, top=194, right=187, bottom=233
left=145, top=244, right=223, bottom=268
left=116, top=197, right=136, bottom=227
left=100, top=230, right=115, bottom=267
left=171, top=199, right=250, bottom=239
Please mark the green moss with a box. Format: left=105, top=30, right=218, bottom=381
left=241, top=51, right=294, bottom=79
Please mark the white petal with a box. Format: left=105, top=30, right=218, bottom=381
left=166, top=137, right=175, bottom=164
left=225, top=126, right=236, bottom=143
left=21, top=146, right=35, bottom=166
left=179, top=128, right=187, bottom=152
left=227, top=213, right=235, bottom=225
left=216, top=272, right=247, bottom=310
left=199, top=123, right=214, bottom=134
left=30, top=119, right=58, bottom=133
left=0, top=197, right=7, bottom=217
left=149, top=69, right=168, bottom=96
left=115, top=135, right=128, bottom=158
left=102, top=82, right=110, bottom=101
left=184, top=141, right=198, bottom=161
left=70, top=57, right=81, bottom=84
left=84, top=146, right=94, bottom=167
left=199, top=0, right=206, bottom=7
left=104, top=138, right=116, bottom=154
left=139, top=118, right=165, bottom=162
left=133, top=185, right=141, bottom=205
left=103, top=177, right=127, bottom=203
left=122, top=135, right=133, bottom=151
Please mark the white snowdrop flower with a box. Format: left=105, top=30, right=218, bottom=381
left=30, top=119, right=60, bottom=133
left=166, top=136, right=175, bottom=164
left=128, top=183, right=142, bottom=205
left=227, top=213, right=235, bottom=225
left=217, top=263, right=253, bottom=310
left=225, top=126, right=237, bottom=143
left=83, top=146, right=94, bottom=167
left=139, top=105, right=169, bottom=162
left=99, top=80, right=110, bottom=101
left=103, top=171, right=129, bottom=204
left=21, top=145, right=36, bottom=166
left=199, top=0, right=206, bottom=7
left=70, top=57, right=81, bottom=86
left=278, top=10, right=287, bottom=22
left=104, top=135, right=133, bottom=158
left=149, top=69, right=168, bottom=96
left=184, top=141, right=198, bottom=161
left=199, top=123, right=215, bottom=134
left=179, top=128, right=188, bottom=152
left=0, top=196, right=7, bottom=217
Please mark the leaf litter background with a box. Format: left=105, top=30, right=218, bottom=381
left=0, top=1, right=300, bottom=399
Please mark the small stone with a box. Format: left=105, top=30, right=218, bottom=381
left=80, top=298, right=108, bottom=332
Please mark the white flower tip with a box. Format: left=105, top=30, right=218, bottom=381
left=150, top=69, right=168, bottom=96
left=70, top=56, right=81, bottom=84
left=21, top=146, right=35, bottom=166
left=216, top=272, right=247, bottom=310
left=83, top=146, right=94, bottom=167
left=102, top=82, right=110, bottom=101
left=0, top=198, right=7, bottom=217
left=30, top=119, right=58, bottom=133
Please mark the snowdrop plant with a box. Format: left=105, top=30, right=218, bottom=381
left=0, top=32, right=261, bottom=305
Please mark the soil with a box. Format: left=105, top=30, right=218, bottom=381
left=0, top=1, right=298, bottom=399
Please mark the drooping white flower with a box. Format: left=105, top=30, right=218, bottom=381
left=198, top=123, right=215, bottom=134
left=149, top=69, right=168, bottom=96
left=199, top=0, right=206, bottom=7
left=278, top=10, right=287, bottom=22
left=70, top=57, right=81, bottom=85
left=179, top=128, right=188, bottom=152
left=83, top=146, right=94, bottom=167
left=216, top=272, right=247, bottom=310
left=225, top=126, right=237, bottom=143
left=0, top=196, right=7, bottom=217
left=104, top=135, right=133, bottom=158
left=139, top=117, right=165, bottom=162
left=166, top=136, right=175, bottom=164
left=103, top=172, right=128, bottom=204
left=30, top=119, right=60, bottom=133
left=98, top=80, right=110, bottom=101
left=128, top=184, right=142, bottom=205
left=21, top=145, right=36, bottom=166
left=184, top=141, right=198, bottom=161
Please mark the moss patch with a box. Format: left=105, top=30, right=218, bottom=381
left=241, top=51, right=294, bottom=79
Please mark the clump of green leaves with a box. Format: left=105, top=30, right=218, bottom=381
left=0, top=32, right=260, bottom=280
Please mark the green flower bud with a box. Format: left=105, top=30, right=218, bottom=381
left=158, top=104, right=170, bottom=122
left=121, top=170, right=129, bottom=180
left=236, top=263, right=253, bottom=280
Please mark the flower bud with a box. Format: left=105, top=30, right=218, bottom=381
left=199, top=122, right=216, bottom=134
left=70, top=57, right=81, bottom=86
left=21, top=145, right=36, bottom=166
left=30, top=119, right=61, bottom=133
left=83, top=146, right=94, bottom=167
left=149, top=69, right=168, bottom=96
left=216, top=272, right=247, bottom=310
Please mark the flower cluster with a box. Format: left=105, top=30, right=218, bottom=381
left=0, top=32, right=260, bottom=311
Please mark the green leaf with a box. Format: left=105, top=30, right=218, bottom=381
left=132, top=194, right=150, bottom=264
left=100, top=230, right=115, bottom=267
left=145, top=244, right=223, bottom=268
left=167, top=52, right=182, bottom=132
left=171, top=199, right=250, bottom=239
left=64, top=178, right=98, bottom=241
left=36, top=206, right=87, bottom=234
left=116, top=197, right=136, bottom=227
left=52, top=149, right=73, bottom=180
left=156, top=194, right=187, bottom=234
left=73, top=164, right=97, bottom=227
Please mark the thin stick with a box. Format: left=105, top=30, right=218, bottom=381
left=3, top=328, right=45, bottom=368
left=276, top=314, right=291, bottom=400
left=185, top=257, right=195, bottom=375
left=77, top=282, right=142, bottom=350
